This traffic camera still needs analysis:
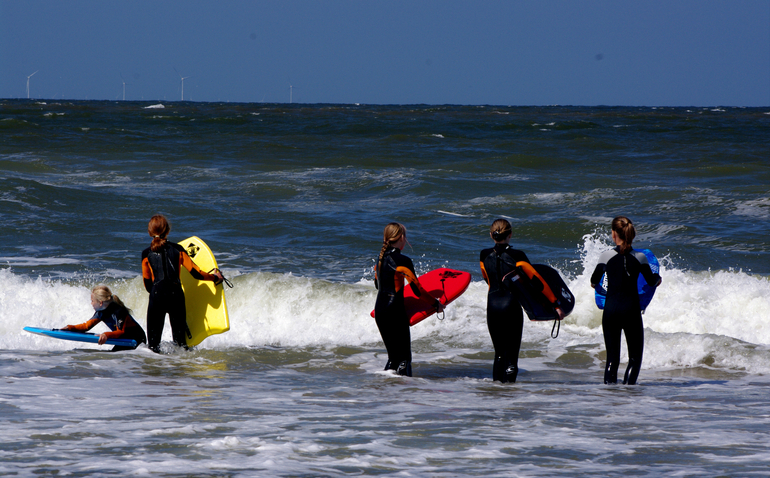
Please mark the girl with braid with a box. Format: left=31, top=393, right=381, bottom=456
left=590, top=216, right=661, bottom=385
left=373, top=223, right=443, bottom=376
left=141, top=214, right=223, bottom=353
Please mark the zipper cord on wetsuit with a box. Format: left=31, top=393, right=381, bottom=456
left=164, top=247, right=179, bottom=285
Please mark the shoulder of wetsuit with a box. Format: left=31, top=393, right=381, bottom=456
left=631, top=249, right=649, bottom=265
left=502, top=246, right=529, bottom=262
left=498, top=247, right=522, bottom=269
left=597, top=248, right=619, bottom=265
left=108, top=301, right=131, bottom=319
left=103, top=301, right=119, bottom=315
left=165, top=242, right=182, bottom=263
left=90, top=309, right=104, bottom=322
left=398, top=252, right=415, bottom=270
left=480, top=247, right=495, bottom=262
left=381, top=250, right=400, bottom=271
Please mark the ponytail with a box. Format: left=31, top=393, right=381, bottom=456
left=611, top=216, right=636, bottom=255
left=377, top=240, right=390, bottom=268
left=489, top=218, right=512, bottom=242
left=111, top=294, right=130, bottom=314
left=148, top=214, right=171, bottom=252
left=377, top=223, right=406, bottom=276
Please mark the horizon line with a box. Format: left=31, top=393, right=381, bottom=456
left=1, top=97, right=768, bottom=109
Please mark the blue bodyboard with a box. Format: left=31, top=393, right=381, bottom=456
left=23, top=327, right=138, bottom=348
left=594, top=249, right=659, bottom=311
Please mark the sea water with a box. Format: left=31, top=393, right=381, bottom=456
left=1, top=101, right=769, bottom=476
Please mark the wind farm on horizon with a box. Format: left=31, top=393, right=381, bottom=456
left=11, top=68, right=301, bottom=104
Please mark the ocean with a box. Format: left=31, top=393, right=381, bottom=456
left=1, top=100, right=769, bottom=476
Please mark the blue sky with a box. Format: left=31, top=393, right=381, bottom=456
left=1, top=0, right=768, bottom=106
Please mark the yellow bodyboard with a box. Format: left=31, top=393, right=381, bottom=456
left=178, top=236, right=229, bottom=347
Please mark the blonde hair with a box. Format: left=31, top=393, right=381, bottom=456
left=148, top=214, right=171, bottom=252
left=611, top=216, right=636, bottom=255
left=91, top=285, right=130, bottom=313
left=377, top=222, right=406, bottom=270
left=490, top=218, right=512, bottom=242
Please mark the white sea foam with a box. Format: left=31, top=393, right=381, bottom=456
left=436, top=210, right=472, bottom=217
left=530, top=192, right=576, bottom=205
left=2, top=231, right=769, bottom=375
left=733, top=197, right=770, bottom=219
left=467, top=195, right=514, bottom=206
left=0, top=256, right=81, bottom=267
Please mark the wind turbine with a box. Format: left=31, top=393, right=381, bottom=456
left=26, top=70, right=38, bottom=99
left=120, top=74, right=127, bottom=101
left=289, top=84, right=298, bottom=104
left=173, top=67, right=191, bottom=101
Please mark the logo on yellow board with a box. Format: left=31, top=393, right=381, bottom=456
left=186, top=244, right=200, bottom=258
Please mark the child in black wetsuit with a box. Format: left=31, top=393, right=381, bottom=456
left=62, top=285, right=146, bottom=351
left=480, top=219, right=565, bottom=383
left=590, top=216, right=662, bottom=385
left=373, top=222, right=442, bottom=376
left=141, top=214, right=222, bottom=353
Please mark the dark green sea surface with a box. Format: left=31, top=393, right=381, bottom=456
left=1, top=101, right=768, bottom=281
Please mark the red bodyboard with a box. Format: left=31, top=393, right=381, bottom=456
left=370, top=268, right=472, bottom=326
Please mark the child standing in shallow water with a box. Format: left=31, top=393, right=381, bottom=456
left=590, top=216, right=662, bottom=385
left=479, top=218, right=565, bottom=383
left=373, top=222, right=443, bottom=376
left=141, top=214, right=222, bottom=352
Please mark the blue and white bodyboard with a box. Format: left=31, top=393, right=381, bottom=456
left=594, top=249, right=659, bottom=311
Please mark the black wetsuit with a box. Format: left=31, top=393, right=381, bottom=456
left=374, top=247, right=432, bottom=377
left=142, top=242, right=197, bottom=351
left=479, top=244, right=530, bottom=383
left=76, top=302, right=147, bottom=352
left=591, top=247, right=661, bottom=385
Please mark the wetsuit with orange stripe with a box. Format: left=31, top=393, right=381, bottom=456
left=479, top=244, right=530, bottom=383
left=141, top=242, right=219, bottom=351
left=374, top=247, right=438, bottom=376
left=66, top=302, right=147, bottom=351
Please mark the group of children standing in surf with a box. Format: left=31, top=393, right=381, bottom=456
left=375, top=216, right=661, bottom=385
left=64, top=214, right=661, bottom=385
